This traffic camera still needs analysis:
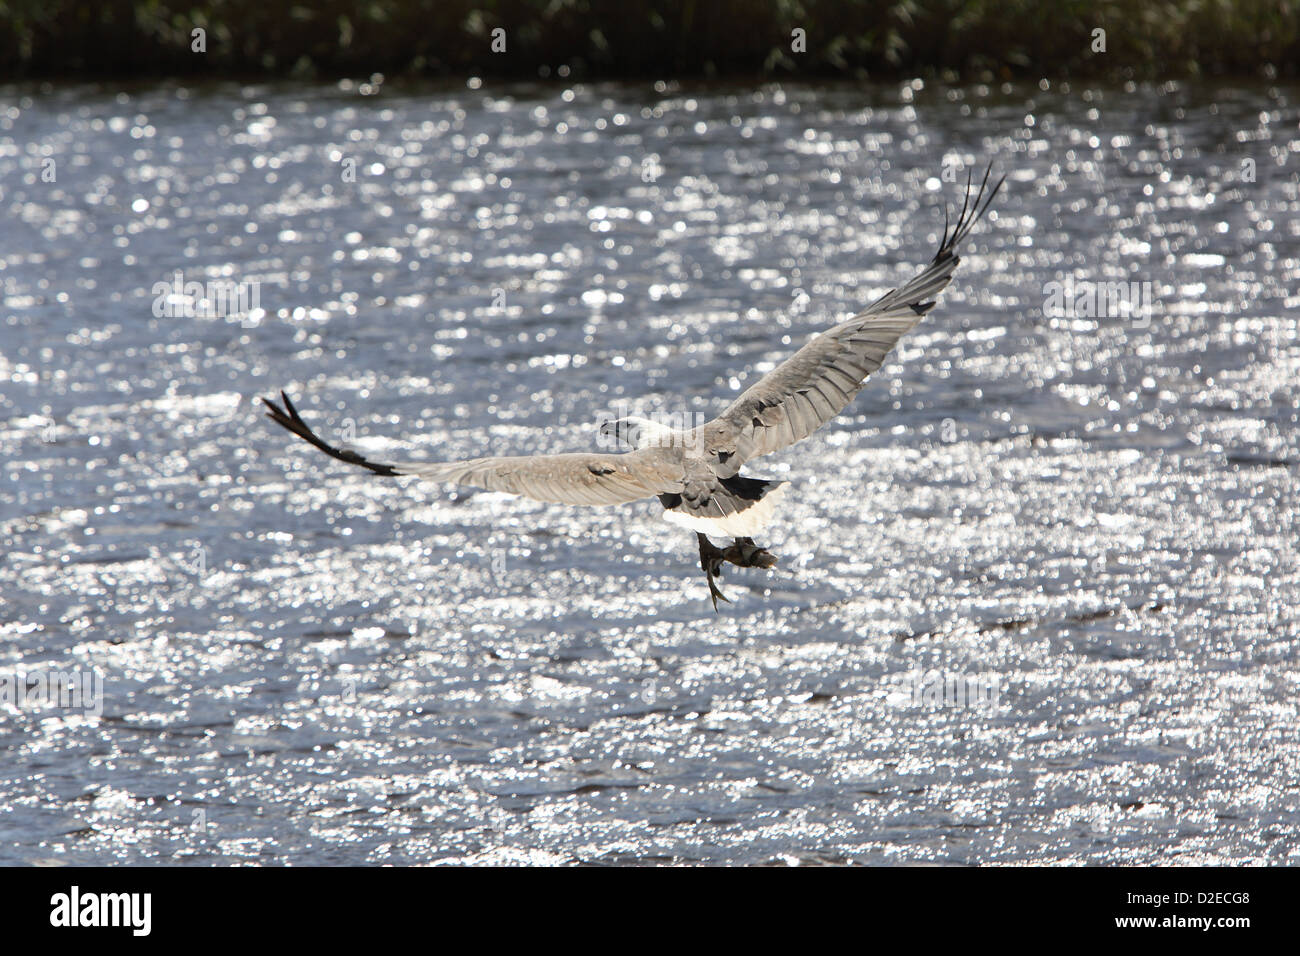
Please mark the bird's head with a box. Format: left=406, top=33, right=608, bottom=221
left=598, top=416, right=675, bottom=449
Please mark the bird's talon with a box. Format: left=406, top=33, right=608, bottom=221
left=707, top=577, right=731, bottom=611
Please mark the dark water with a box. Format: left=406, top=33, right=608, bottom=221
left=1, top=78, right=1297, bottom=864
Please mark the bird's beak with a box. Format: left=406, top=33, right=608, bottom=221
left=598, top=420, right=615, bottom=436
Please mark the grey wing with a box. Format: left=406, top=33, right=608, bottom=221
left=712, top=167, right=1004, bottom=469
left=263, top=392, right=682, bottom=507
left=397, top=451, right=681, bottom=506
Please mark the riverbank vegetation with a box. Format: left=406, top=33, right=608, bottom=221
left=2, top=0, right=1295, bottom=80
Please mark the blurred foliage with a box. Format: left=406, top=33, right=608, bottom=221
left=0, top=0, right=1295, bottom=79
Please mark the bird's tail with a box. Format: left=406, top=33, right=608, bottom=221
left=662, top=474, right=789, bottom=538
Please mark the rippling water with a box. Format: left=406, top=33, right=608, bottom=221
left=1, top=78, right=1297, bottom=865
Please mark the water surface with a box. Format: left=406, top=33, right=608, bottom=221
left=1, top=78, right=1297, bottom=864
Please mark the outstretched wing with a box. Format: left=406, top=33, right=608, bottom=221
left=711, top=166, right=1004, bottom=469
left=262, top=392, right=682, bottom=507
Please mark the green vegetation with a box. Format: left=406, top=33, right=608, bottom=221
left=1, top=0, right=1295, bottom=80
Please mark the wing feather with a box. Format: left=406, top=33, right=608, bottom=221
left=262, top=391, right=681, bottom=508
left=710, top=166, right=1004, bottom=466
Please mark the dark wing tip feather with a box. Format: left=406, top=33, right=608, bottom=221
left=262, top=390, right=400, bottom=477
left=932, top=162, right=1004, bottom=263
